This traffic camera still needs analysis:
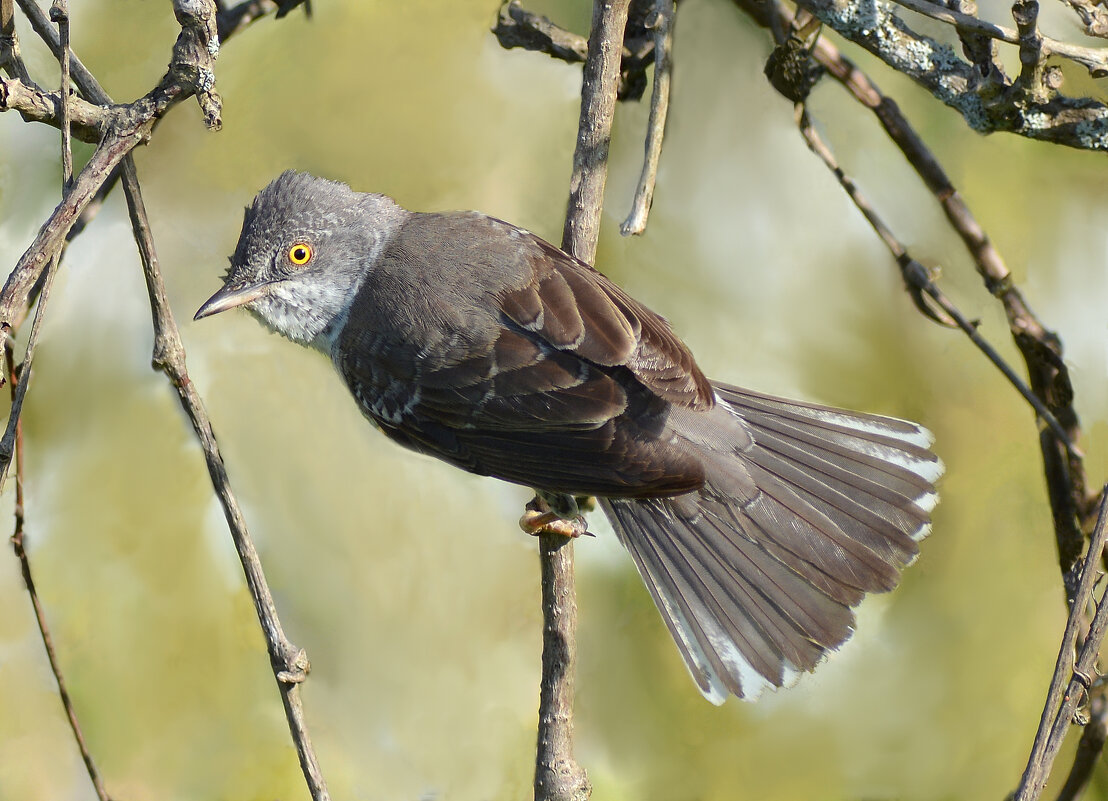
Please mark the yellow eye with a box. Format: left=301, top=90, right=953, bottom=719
left=288, top=243, right=313, bottom=266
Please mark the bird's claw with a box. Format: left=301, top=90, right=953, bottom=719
left=519, top=508, right=592, bottom=538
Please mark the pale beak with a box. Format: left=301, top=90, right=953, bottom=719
left=194, top=282, right=268, bottom=320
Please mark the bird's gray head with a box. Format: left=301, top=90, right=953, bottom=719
left=194, top=170, right=408, bottom=349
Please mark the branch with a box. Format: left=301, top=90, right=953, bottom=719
left=0, top=0, right=33, bottom=84
left=809, top=32, right=1090, bottom=590
left=1054, top=691, right=1108, bottom=801
left=493, top=1, right=588, bottom=63
left=533, top=4, right=632, bottom=798
left=888, top=0, right=1108, bottom=75
left=119, top=158, right=331, bottom=801
left=7, top=370, right=112, bottom=801
left=795, top=0, right=1108, bottom=149
left=1055, top=0, right=1108, bottom=38
left=739, top=0, right=1092, bottom=593
left=2, top=2, right=330, bottom=798
left=620, top=0, right=675, bottom=236
left=788, top=102, right=1079, bottom=464
left=1013, top=487, right=1108, bottom=801
left=0, top=127, right=141, bottom=476
left=494, top=0, right=666, bottom=100
left=561, top=0, right=632, bottom=263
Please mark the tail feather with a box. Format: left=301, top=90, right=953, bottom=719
left=601, top=384, right=942, bottom=702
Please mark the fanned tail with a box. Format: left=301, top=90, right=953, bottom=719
left=600, top=383, right=942, bottom=703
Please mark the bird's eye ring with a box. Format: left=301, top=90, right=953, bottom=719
left=288, top=243, right=313, bottom=266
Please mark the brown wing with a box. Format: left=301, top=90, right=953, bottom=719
left=492, top=225, right=715, bottom=412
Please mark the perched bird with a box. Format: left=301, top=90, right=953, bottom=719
left=195, top=171, right=942, bottom=703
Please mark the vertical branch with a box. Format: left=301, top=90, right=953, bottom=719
left=620, top=0, right=675, bottom=236
left=534, top=3, right=631, bottom=801
left=561, top=0, right=632, bottom=264
left=49, top=0, right=70, bottom=186
left=535, top=534, right=589, bottom=801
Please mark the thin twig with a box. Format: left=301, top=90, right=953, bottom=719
left=943, top=0, right=1003, bottom=81
left=750, top=0, right=1090, bottom=586
left=1011, top=0, right=1048, bottom=94
left=0, top=129, right=144, bottom=433
left=791, top=105, right=1078, bottom=461
left=49, top=0, right=71, bottom=186
left=1054, top=691, right=1108, bottom=801
left=0, top=0, right=33, bottom=85
left=119, top=158, right=331, bottom=801
left=14, top=0, right=104, bottom=102
left=1013, top=487, right=1108, bottom=801
left=620, top=0, right=675, bottom=236
left=5, top=343, right=113, bottom=801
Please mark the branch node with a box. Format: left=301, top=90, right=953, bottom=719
left=277, top=648, right=311, bottom=684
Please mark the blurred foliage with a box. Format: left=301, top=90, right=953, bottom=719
left=0, top=0, right=1106, bottom=799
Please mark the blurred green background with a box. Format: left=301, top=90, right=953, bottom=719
left=1, top=1, right=1107, bottom=799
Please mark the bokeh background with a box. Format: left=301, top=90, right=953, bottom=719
left=1, top=1, right=1107, bottom=799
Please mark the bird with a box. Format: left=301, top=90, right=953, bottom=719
left=195, top=170, right=943, bottom=704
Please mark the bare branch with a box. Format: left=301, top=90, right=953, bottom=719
left=1013, top=487, right=1108, bottom=801
left=0, top=128, right=143, bottom=344
left=0, top=0, right=33, bottom=86
left=2, top=2, right=328, bottom=797
left=562, top=0, right=632, bottom=264
left=6, top=346, right=112, bottom=801
left=119, top=158, right=332, bottom=801
left=0, top=76, right=104, bottom=140
left=756, top=0, right=1093, bottom=588
left=1054, top=692, right=1108, bottom=801
left=889, top=0, right=1108, bottom=75
left=494, top=0, right=669, bottom=100
left=532, top=3, right=635, bottom=798
left=494, top=1, right=588, bottom=63
left=14, top=0, right=108, bottom=103
left=49, top=0, right=71, bottom=186
left=217, top=0, right=286, bottom=39
left=620, top=0, right=675, bottom=236
left=790, top=102, right=1079, bottom=467
left=795, top=0, right=1108, bottom=149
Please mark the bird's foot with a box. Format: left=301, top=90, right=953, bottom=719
left=519, top=492, right=594, bottom=538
